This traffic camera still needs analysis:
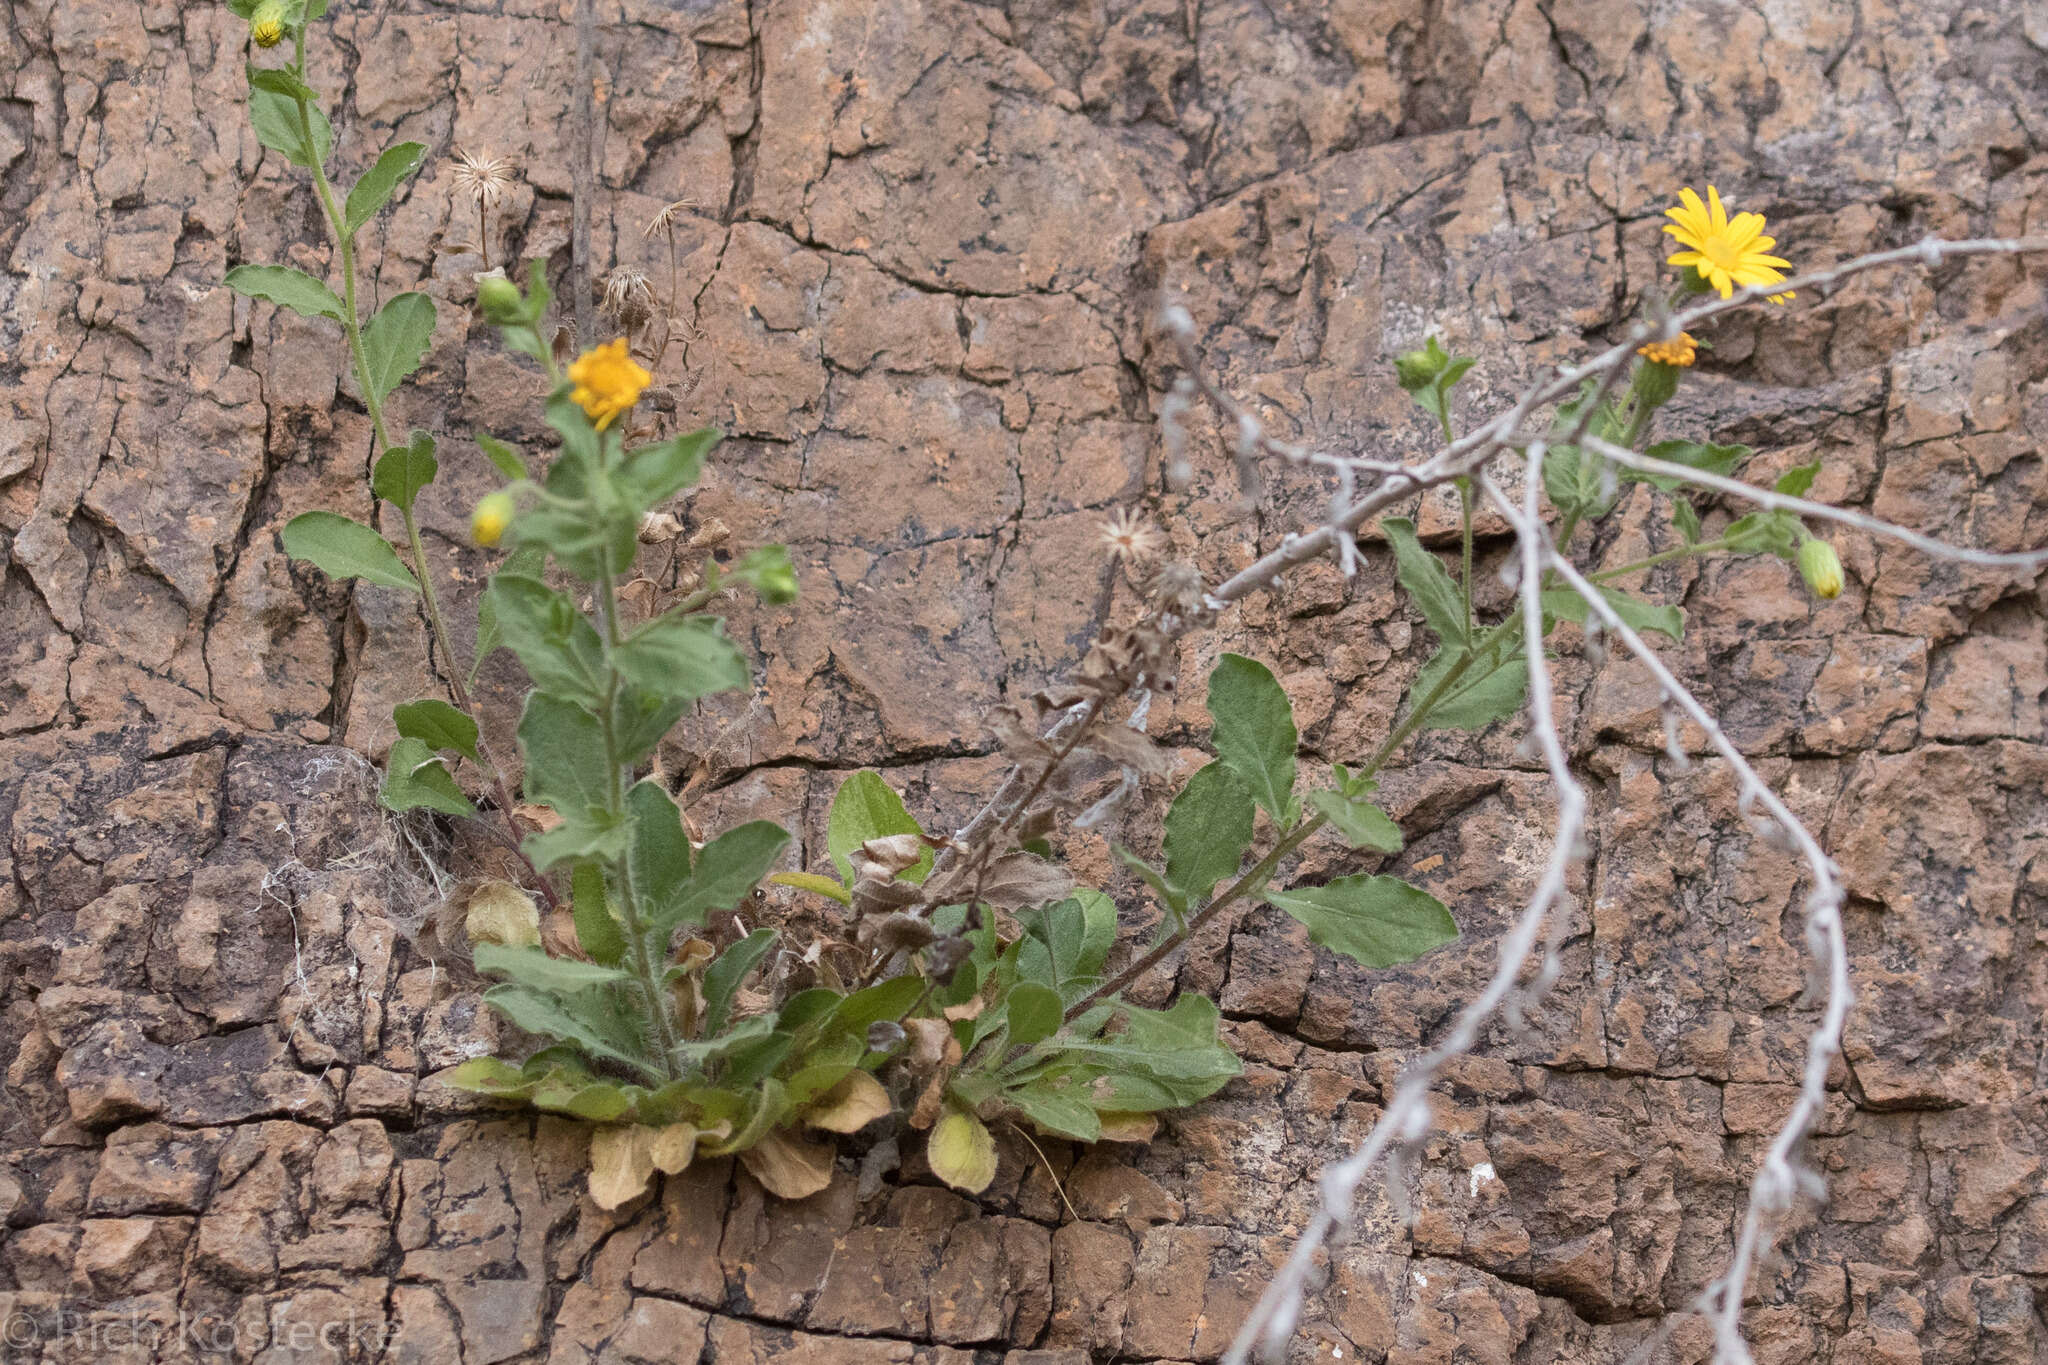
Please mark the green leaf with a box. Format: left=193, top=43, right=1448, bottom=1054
left=702, top=928, right=778, bottom=1035
left=609, top=686, right=689, bottom=769
left=516, top=694, right=612, bottom=816
left=1774, top=460, right=1820, bottom=497
left=476, top=432, right=528, bottom=480
left=246, top=66, right=318, bottom=102
left=1635, top=439, right=1753, bottom=493
left=1671, top=497, right=1702, bottom=545
left=571, top=861, right=627, bottom=966
left=484, top=575, right=609, bottom=708
left=612, top=612, right=751, bottom=706
left=620, top=428, right=720, bottom=509
left=380, top=736, right=475, bottom=817
left=247, top=87, right=331, bottom=168
left=1206, top=653, right=1299, bottom=825
left=393, top=698, right=479, bottom=761
left=826, top=771, right=930, bottom=885
left=344, top=141, right=427, bottom=235
left=523, top=810, right=628, bottom=871
left=482, top=984, right=660, bottom=1080
left=1407, top=643, right=1528, bottom=733
left=371, top=430, right=438, bottom=512
left=223, top=264, right=344, bottom=322
left=1037, top=890, right=1117, bottom=985
left=730, top=544, right=798, bottom=605
left=928, top=1107, right=998, bottom=1194
left=281, top=511, right=419, bottom=592
left=1265, top=874, right=1459, bottom=968
left=1005, top=1082, right=1100, bottom=1142
left=1004, top=983, right=1064, bottom=1050
left=1309, top=790, right=1404, bottom=854
left=1540, top=587, right=1684, bottom=641
left=1114, top=846, right=1186, bottom=919
left=1382, top=517, right=1467, bottom=646
left=626, top=780, right=692, bottom=914
left=360, top=292, right=437, bottom=406
left=1162, top=761, right=1254, bottom=907
left=649, top=822, right=791, bottom=937
left=472, top=546, right=545, bottom=681
left=771, top=871, right=853, bottom=906
left=833, top=976, right=924, bottom=1037
left=1724, top=509, right=1802, bottom=559
left=473, top=940, right=629, bottom=993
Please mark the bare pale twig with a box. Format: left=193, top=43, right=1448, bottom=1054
left=1577, top=432, right=2048, bottom=571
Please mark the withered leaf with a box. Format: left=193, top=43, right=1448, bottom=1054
left=587, top=1127, right=656, bottom=1211
left=1082, top=722, right=1171, bottom=776
left=740, top=1129, right=837, bottom=1199
left=861, top=912, right=936, bottom=955
left=805, top=1071, right=893, bottom=1134
left=853, top=833, right=927, bottom=881
left=972, top=850, right=1077, bottom=910
left=851, top=877, right=924, bottom=918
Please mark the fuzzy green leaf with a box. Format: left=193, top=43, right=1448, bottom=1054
left=1162, top=761, right=1254, bottom=907
left=1382, top=517, right=1467, bottom=646
left=484, top=574, right=609, bottom=708
left=360, top=292, right=436, bottom=406
left=570, top=862, right=627, bottom=967
left=371, top=430, right=438, bottom=512
left=612, top=612, right=751, bottom=706
left=1774, top=460, right=1821, bottom=497
left=1004, top=983, right=1064, bottom=1050
left=626, top=780, right=692, bottom=915
left=1265, top=874, right=1458, bottom=968
left=1006, top=1082, right=1101, bottom=1142
left=1407, top=644, right=1528, bottom=733
left=826, top=771, right=930, bottom=885
left=481, top=984, right=660, bottom=1080
left=476, top=432, right=527, bottom=480
left=224, top=264, right=344, bottom=322
left=471, top=546, right=545, bottom=681
left=1206, top=653, right=1299, bottom=825
left=380, top=736, right=474, bottom=817
left=1309, top=790, right=1404, bottom=854
left=247, top=87, right=331, bottom=168
left=344, top=141, right=427, bottom=235
left=473, top=941, right=630, bottom=993
left=620, top=428, right=720, bottom=509
left=1635, top=439, right=1752, bottom=493
left=281, top=511, right=419, bottom=592
left=649, top=822, right=791, bottom=937
left=1540, top=587, right=1684, bottom=641
left=701, top=928, right=778, bottom=1035
left=393, top=698, right=479, bottom=761
left=516, top=694, right=612, bottom=817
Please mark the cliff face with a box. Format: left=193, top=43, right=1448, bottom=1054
left=3, top=0, right=2047, bottom=1360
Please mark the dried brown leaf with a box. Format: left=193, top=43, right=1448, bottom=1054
left=739, top=1129, right=836, bottom=1200
left=804, top=1071, right=893, bottom=1134
left=587, top=1126, right=655, bottom=1210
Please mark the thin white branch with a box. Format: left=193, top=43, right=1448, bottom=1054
left=1576, top=432, right=2048, bottom=570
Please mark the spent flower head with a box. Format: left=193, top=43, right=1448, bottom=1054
left=453, top=149, right=515, bottom=207
left=1638, top=332, right=1698, bottom=368
left=1662, top=186, right=1795, bottom=303
left=600, top=268, right=656, bottom=332
left=1099, top=507, right=1165, bottom=563
left=567, top=339, right=652, bottom=431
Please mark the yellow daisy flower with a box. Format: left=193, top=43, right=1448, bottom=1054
left=250, top=0, right=286, bottom=45
left=1662, top=186, right=1795, bottom=303
left=567, top=339, right=651, bottom=431
left=1638, top=332, right=1697, bottom=367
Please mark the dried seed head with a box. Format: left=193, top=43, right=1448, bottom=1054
left=600, top=267, right=656, bottom=332
left=453, top=149, right=516, bottom=207
left=1098, top=506, right=1165, bottom=564
left=644, top=199, right=699, bottom=238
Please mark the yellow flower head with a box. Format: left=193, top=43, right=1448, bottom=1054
left=567, top=339, right=651, bottom=431
left=1662, top=186, right=1795, bottom=303
left=250, top=1, right=287, bottom=45
left=471, top=491, right=515, bottom=547
left=1638, top=332, right=1698, bottom=368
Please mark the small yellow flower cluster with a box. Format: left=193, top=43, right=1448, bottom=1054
left=1662, top=186, right=1795, bottom=303
left=1798, top=538, right=1844, bottom=599
left=471, top=491, right=515, bottom=547
left=568, top=339, right=651, bottom=432
left=1637, top=332, right=1698, bottom=368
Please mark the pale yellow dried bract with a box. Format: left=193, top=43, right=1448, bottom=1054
left=739, top=1130, right=836, bottom=1199
left=928, top=1108, right=997, bottom=1194
left=1094, top=1112, right=1159, bottom=1143
left=464, top=881, right=541, bottom=949
left=586, top=1126, right=655, bottom=1210
left=804, top=1071, right=892, bottom=1134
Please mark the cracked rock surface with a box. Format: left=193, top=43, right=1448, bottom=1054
left=5, top=0, right=2048, bottom=1360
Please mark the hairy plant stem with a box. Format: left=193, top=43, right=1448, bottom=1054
left=1591, top=534, right=1734, bottom=582
left=595, top=552, right=685, bottom=1078
left=287, top=64, right=559, bottom=909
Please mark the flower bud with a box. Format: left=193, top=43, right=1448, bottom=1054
left=471, top=491, right=515, bottom=547
left=1393, top=336, right=1450, bottom=393
left=1797, top=537, right=1843, bottom=600
left=475, top=272, right=525, bottom=325
left=249, top=0, right=287, bottom=45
